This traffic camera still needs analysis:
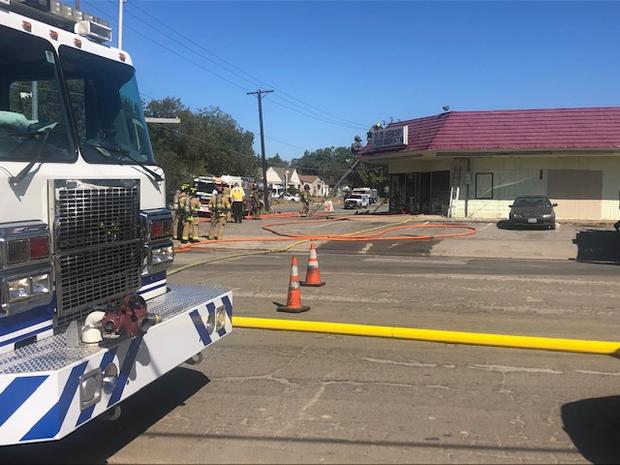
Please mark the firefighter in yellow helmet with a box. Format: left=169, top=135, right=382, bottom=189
left=181, top=186, right=201, bottom=243
left=208, top=184, right=231, bottom=240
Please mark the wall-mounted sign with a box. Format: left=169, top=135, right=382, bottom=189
left=371, top=126, right=408, bottom=149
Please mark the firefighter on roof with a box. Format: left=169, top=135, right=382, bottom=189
left=351, top=135, right=363, bottom=154
left=208, top=184, right=231, bottom=240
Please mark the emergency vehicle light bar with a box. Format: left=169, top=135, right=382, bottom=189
left=74, top=18, right=112, bottom=42
left=4, top=0, right=112, bottom=43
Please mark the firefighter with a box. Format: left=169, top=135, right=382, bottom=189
left=222, top=183, right=233, bottom=223
left=181, top=186, right=201, bottom=244
left=351, top=135, right=363, bottom=154
left=208, top=184, right=231, bottom=240
left=251, top=184, right=262, bottom=220
left=300, top=184, right=311, bottom=217
left=230, top=182, right=245, bottom=223
left=189, top=187, right=202, bottom=242
left=176, top=183, right=190, bottom=241
left=172, top=184, right=184, bottom=240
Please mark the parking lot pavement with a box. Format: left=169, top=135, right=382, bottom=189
left=7, top=252, right=620, bottom=464
left=314, top=220, right=604, bottom=261
left=189, top=210, right=620, bottom=262
left=422, top=222, right=580, bottom=261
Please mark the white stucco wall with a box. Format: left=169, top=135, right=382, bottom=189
left=266, top=167, right=283, bottom=185
left=289, top=170, right=301, bottom=189
left=387, top=154, right=620, bottom=220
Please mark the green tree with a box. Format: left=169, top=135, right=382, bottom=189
left=146, top=97, right=258, bottom=202
left=291, top=145, right=387, bottom=193
left=267, top=153, right=288, bottom=166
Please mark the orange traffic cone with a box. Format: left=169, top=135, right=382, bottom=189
left=275, top=256, right=311, bottom=313
left=300, top=243, right=325, bottom=287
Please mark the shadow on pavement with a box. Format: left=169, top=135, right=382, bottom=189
left=496, top=219, right=552, bottom=231
left=574, top=229, right=620, bottom=264
left=0, top=366, right=210, bottom=465
left=561, top=395, right=620, bottom=464
left=319, top=238, right=439, bottom=256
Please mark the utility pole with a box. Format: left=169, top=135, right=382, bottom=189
left=247, top=89, right=273, bottom=212
left=117, top=0, right=125, bottom=49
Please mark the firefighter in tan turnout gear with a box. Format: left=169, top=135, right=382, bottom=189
left=174, top=183, right=189, bottom=241
left=181, top=186, right=201, bottom=244
left=300, top=184, right=311, bottom=217
left=208, top=184, right=231, bottom=240
left=222, top=183, right=233, bottom=223
left=251, top=183, right=263, bottom=220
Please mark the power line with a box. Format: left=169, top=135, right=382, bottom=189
left=126, top=0, right=368, bottom=130
left=88, top=0, right=364, bottom=132
left=83, top=0, right=251, bottom=92
left=143, top=91, right=309, bottom=154
left=264, top=135, right=306, bottom=151
left=152, top=123, right=253, bottom=159
left=83, top=1, right=355, bottom=156
left=117, top=0, right=367, bottom=130
left=265, top=97, right=364, bottom=130
left=86, top=0, right=368, bottom=133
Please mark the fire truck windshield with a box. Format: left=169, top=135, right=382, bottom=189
left=59, top=45, right=155, bottom=165
left=0, top=26, right=75, bottom=163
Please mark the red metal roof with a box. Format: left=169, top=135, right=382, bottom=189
left=361, top=107, right=620, bottom=155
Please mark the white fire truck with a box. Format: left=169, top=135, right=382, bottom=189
left=0, top=0, right=232, bottom=446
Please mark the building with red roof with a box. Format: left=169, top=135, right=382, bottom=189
left=358, top=107, right=620, bottom=221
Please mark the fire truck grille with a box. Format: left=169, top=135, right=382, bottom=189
left=55, top=242, right=142, bottom=326
left=56, top=185, right=140, bottom=250
left=53, top=180, right=142, bottom=325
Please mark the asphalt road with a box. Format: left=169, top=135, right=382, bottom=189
left=4, top=251, right=620, bottom=464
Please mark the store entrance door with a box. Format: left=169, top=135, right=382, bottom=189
left=390, top=171, right=451, bottom=215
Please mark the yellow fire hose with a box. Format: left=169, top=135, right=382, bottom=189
left=233, top=316, right=620, bottom=356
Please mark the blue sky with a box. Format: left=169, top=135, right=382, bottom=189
left=81, top=1, right=620, bottom=160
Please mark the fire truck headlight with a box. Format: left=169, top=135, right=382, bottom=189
left=151, top=246, right=174, bottom=266
left=8, top=278, right=31, bottom=301
left=215, top=306, right=226, bottom=331
left=31, top=273, right=51, bottom=295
